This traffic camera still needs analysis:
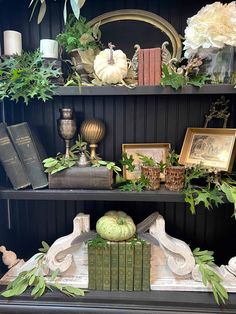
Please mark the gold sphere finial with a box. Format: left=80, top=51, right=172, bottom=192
left=80, top=119, right=106, bottom=159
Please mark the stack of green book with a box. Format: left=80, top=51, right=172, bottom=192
left=88, top=237, right=151, bottom=291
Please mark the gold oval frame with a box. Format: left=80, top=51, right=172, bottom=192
left=88, top=9, right=182, bottom=60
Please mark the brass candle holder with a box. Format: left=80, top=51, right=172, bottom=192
left=57, top=108, right=77, bottom=159
left=80, top=119, right=105, bottom=160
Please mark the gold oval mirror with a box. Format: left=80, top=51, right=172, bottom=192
left=88, top=9, right=182, bottom=60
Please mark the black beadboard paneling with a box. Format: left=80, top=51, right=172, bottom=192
left=0, top=0, right=235, bottom=266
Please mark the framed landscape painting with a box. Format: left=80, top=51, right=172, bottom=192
left=122, top=143, right=171, bottom=180
left=179, top=128, right=236, bottom=172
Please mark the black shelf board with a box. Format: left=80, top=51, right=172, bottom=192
left=54, top=84, right=236, bottom=96
left=0, top=289, right=235, bottom=313
left=0, top=185, right=184, bottom=202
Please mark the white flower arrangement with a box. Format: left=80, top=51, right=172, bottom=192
left=183, top=1, right=236, bottom=58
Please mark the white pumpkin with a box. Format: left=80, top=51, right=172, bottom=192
left=94, top=43, right=128, bottom=84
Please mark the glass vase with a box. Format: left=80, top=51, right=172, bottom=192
left=198, top=45, right=234, bottom=84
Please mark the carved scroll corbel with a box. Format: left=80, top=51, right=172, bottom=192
left=149, top=213, right=195, bottom=276
left=45, top=214, right=90, bottom=273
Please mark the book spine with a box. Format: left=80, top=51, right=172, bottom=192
left=95, top=246, right=103, bottom=290
left=0, top=123, right=30, bottom=189
left=154, top=48, right=161, bottom=85
left=143, top=49, right=150, bottom=86
left=134, top=241, right=143, bottom=291
left=102, top=242, right=111, bottom=291
left=149, top=48, right=155, bottom=86
left=111, top=242, right=118, bottom=291
left=88, top=244, right=96, bottom=290
left=7, top=122, right=48, bottom=190
left=142, top=242, right=151, bottom=291
left=49, top=166, right=113, bottom=189
left=118, top=241, right=126, bottom=291
left=125, top=242, right=134, bottom=291
left=138, top=49, right=144, bottom=85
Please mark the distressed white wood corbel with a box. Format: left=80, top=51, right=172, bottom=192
left=45, top=213, right=90, bottom=273
left=150, top=213, right=195, bottom=276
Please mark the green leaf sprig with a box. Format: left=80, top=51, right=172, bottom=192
left=0, top=50, right=60, bottom=105
left=120, top=152, right=135, bottom=172
left=1, top=241, right=85, bottom=299
left=92, top=160, right=122, bottom=175
left=193, top=248, right=228, bottom=304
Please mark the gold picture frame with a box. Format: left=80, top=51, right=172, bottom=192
left=88, top=9, right=182, bottom=60
left=179, top=128, right=236, bottom=172
left=122, top=143, right=171, bottom=180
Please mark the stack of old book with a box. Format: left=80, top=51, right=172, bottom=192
left=0, top=122, right=48, bottom=190
left=138, top=47, right=161, bottom=86
left=88, top=239, right=151, bottom=291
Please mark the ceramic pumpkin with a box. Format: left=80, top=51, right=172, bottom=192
left=96, top=210, right=136, bottom=241
left=93, top=43, right=128, bottom=84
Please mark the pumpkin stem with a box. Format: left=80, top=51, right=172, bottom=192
left=117, top=218, right=125, bottom=225
left=108, top=42, right=115, bottom=65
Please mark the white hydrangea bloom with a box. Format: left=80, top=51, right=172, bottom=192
left=183, top=1, right=236, bottom=58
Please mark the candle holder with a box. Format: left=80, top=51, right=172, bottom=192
left=80, top=119, right=105, bottom=160
left=57, top=108, right=77, bottom=159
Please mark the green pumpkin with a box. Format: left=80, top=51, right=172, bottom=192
left=96, top=211, right=136, bottom=241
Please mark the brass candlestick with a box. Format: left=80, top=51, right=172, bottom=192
left=80, top=119, right=105, bottom=160
left=57, top=108, right=77, bottom=158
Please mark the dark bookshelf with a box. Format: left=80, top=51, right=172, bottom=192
left=54, top=84, right=236, bottom=96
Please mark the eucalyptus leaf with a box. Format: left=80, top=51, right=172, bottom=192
left=37, top=0, right=46, bottom=24
left=63, top=0, right=68, bottom=24
left=70, top=0, right=80, bottom=20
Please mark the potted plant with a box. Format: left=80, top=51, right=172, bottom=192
left=56, top=15, right=101, bottom=83
left=138, top=154, right=164, bottom=191
left=165, top=150, right=185, bottom=192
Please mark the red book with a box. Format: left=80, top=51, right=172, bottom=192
left=154, top=48, right=161, bottom=85
left=138, top=49, right=144, bottom=85
left=149, top=48, right=155, bottom=85
left=143, top=49, right=150, bottom=86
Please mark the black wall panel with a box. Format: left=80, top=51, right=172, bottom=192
left=0, top=0, right=235, bottom=267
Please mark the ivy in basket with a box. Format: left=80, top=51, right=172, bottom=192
left=0, top=50, right=61, bottom=105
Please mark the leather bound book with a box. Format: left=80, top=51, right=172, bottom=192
left=0, top=123, right=30, bottom=190
left=7, top=122, right=48, bottom=190
left=125, top=241, right=134, bottom=291
left=49, top=166, right=113, bottom=189
left=133, top=240, right=143, bottom=291
left=143, top=49, right=150, bottom=86
left=142, top=242, right=151, bottom=291
left=118, top=241, right=126, bottom=291
left=111, top=242, right=119, bottom=291
left=154, top=48, right=162, bottom=85
left=102, top=242, right=111, bottom=291
left=149, top=48, right=155, bottom=86
left=138, top=49, right=144, bottom=85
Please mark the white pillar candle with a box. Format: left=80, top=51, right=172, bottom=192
left=40, top=39, right=59, bottom=59
left=4, top=30, right=22, bottom=56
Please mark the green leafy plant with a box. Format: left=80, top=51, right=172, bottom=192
left=220, top=176, right=236, bottom=218
left=161, top=60, right=210, bottom=90
left=193, top=247, right=228, bottom=304
left=120, top=152, right=135, bottom=172
left=1, top=241, right=85, bottom=299
left=166, top=150, right=180, bottom=167
left=56, top=15, right=101, bottom=52
left=92, top=160, right=122, bottom=175
left=29, top=0, right=86, bottom=24
left=119, top=174, right=149, bottom=192
left=87, top=235, right=108, bottom=248
left=183, top=165, right=224, bottom=214
left=0, top=50, right=60, bottom=105
left=138, top=153, right=166, bottom=172
left=43, top=155, right=77, bottom=174
left=43, top=135, right=89, bottom=174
